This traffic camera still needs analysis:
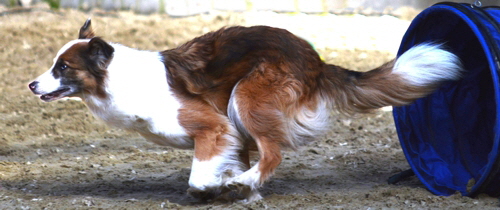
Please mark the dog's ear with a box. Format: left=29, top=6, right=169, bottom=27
left=79, top=18, right=95, bottom=39
left=88, top=37, right=114, bottom=69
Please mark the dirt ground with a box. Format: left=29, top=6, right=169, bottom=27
left=1, top=5, right=499, bottom=210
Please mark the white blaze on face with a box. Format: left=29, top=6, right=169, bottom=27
left=33, top=40, right=90, bottom=95
left=33, top=67, right=62, bottom=95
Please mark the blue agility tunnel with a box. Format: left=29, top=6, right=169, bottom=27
left=393, top=2, right=500, bottom=197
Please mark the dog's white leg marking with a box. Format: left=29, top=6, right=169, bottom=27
left=188, top=152, right=246, bottom=200
left=226, top=162, right=263, bottom=202
left=229, top=163, right=261, bottom=188
left=187, top=126, right=247, bottom=200
left=189, top=155, right=231, bottom=191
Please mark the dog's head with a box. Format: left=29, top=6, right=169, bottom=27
left=29, top=19, right=114, bottom=101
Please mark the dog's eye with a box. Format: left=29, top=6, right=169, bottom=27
left=60, top=64, right=68, bottom=71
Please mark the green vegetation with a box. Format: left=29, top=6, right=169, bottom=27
left=44, top=0, right=61, bottom=9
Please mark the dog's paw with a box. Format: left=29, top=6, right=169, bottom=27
left=227, top=182, right=250, bottom=194
left=225, top=182, right=262, bottom=203
left=187, top=187, right=219, bottom=201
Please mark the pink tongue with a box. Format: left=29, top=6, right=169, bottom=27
left=39, top=88, right=70, bottom=101
left=40, top=93, right=57, bottom=101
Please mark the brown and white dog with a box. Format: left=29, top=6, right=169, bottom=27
left=29, top=19, right=462, bottom=202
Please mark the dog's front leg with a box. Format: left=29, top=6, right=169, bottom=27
left=179, top=107, right=247, bottom=201
left=187, top=132, right=245, bottom=201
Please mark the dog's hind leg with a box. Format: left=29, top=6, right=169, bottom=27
left=225, top=64, right=304, bottom=202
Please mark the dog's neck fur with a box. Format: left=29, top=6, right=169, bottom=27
left=82, top=43, right=193, bottom=149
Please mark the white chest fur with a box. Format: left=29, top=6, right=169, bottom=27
left=83, top=44, right=193, bottom=149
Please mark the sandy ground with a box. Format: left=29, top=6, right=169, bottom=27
left=1, top=6, right=500, bottom=209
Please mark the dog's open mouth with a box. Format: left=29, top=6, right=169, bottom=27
left=40, top=88, right=72, bottom=102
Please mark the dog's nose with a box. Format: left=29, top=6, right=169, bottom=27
left=28, top=81, right=38, bottom=92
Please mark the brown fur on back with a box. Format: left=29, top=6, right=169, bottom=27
left=161, top=25, right=436, bottom=153
left=161, top=26, right=325, bottom=115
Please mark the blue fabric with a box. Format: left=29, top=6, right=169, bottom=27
left=393, top=3, right=500, bottom=197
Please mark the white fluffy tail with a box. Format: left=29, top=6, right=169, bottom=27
left=394, top=43, right=463, bottom=86
left=325, top=42, right=463, bottom=114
